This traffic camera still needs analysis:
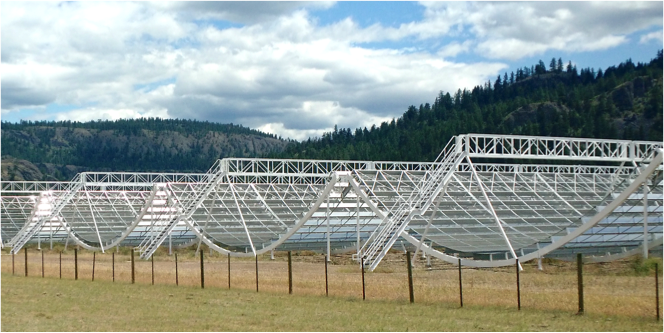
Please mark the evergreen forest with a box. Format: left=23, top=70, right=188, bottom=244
left=2, top=51, right=662, bottom=180
left=1, top=118, right=287, bottom=180
left=276, top=51, right=663, bottom=162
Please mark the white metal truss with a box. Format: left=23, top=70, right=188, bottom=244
left=1, top=134, right=661, bottom=271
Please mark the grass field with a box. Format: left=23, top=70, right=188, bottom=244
left=1, top=247, right=662, bottom=331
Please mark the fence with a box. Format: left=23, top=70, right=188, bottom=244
left=1, top=248, right=661, bottom=319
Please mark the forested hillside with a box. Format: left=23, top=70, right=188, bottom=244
left=276, top=51, right=663, bottom=162
left=1, top=118, right=288, bottom=180
left=2, top=52, right=662, bottom=180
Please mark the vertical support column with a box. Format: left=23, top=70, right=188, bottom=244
left=356, top=196, right=360, bottom=256
left=175, top=253, right=179, bottom=286
left=200, top=250, right=204, bottom=289
left=288, top=251, right=293, bottom=295
left=270, top=249, right=275, bottom=260
left=406, top=250, right=414, bottom=303
left=537, top=257, right=543, bottom=271
left=458, top=258, right=463, bottom=308
left=516, top=258, right=521, bottom=310
left=577, top=253, right=584, bottom=315
left=24, top=248, right=28, bottom=277
left=255, top=254, right=259, bottom=292
left=169, top=233, right=172, bottom=256
left=151, top=254, right=155, bottom=286
left=643, top=183, right=649, bottom=259
left=74, top=248, right=78, bottom=280
left=131, top=249, right=135, bottom=284
left=326, top=195, right=331, bottom=263
left=41, top=251, right=45, bottom=278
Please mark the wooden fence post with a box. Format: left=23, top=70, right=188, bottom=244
left=227, top=253, right=231, bottom=289
left=361, top=257, right=366, bottom=300
left=458, top=258, right=463, bottom=308
left=151, top=254, right=155, bottom=286
left=577, top=253, right=584, bottom=314
left=92, top=252, right=96, bottom=281
left=74, top=248, right=78, bottom=280
left=200, top=250, right=205, bottom=289
left=656, top=262, right=660, bottom=321
left=406, top=251, right=414, bottom=303
left=516, top=258, right=521, bottom=310
left=175, top=252, right=179, bottom=286
left=131, top=249, right=135, bottom=284
left=324, top=254, right=329, bottom=296
left=288, top=251, right=293, bottom=295
left=255, top=254, right=259, bottom=292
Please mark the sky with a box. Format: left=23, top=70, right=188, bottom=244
left=2, top=1, right=662, bottom=141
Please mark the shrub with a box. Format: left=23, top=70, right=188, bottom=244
left=630, top=256, right=663, bottom=275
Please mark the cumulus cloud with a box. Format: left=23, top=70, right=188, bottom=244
left=640, top=30, right=663, bottom=44
left=437, top=40, right=473, bottom=58
left=150, top=1, right=334, bottom=25
left=1, top=1, right=661, bottom=140
left=28, top=107, right=170, bottom=123
left=420, top=1, right=662, bottom=59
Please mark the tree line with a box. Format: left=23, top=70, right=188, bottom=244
left=1, top=118, right=287, bottom=178
left=275, top=51, right=663, bottom=162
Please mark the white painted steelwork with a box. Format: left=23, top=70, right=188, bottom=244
left=1, top=134, right=661, bottom=270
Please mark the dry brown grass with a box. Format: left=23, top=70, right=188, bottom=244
left=1, top=247, right=661, bottom=320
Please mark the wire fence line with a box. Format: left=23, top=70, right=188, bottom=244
left=1, top=249, right=661, bottom=319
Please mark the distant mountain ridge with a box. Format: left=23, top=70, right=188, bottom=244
left=2, top=52, right=662, bottom=181
left=1, top=118, right=288, bottom=181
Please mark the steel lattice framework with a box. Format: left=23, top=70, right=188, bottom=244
left=1, top=134, right=662, bottom=270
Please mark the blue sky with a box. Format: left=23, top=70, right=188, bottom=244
left=2, top=1, right=662, bottom=140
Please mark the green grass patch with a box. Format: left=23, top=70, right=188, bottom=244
left=630, top=257, right=664, bottom=276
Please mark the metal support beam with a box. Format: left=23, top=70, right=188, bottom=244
left=326, top=192, right=331, bottom=262
left=85, top=190, right=105, bottom=253
left=356, top=196, right=360, bottom=258
left=467, top=158, right=522, bottom=270
left=643, top=182, right=649, bottom=259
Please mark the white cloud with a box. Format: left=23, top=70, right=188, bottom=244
left=150, top=1, right=334, bottom=25
left=27, top=107, right=170, bottom=123
left=640, top=30, right=663, bottom=44
left=1, top=1, right=662, bottom=140
left=419, top=1, right=662, bottom=59
left=437, top=40, right=473, bottom=58
left=258, top=101, right=394, bottom=141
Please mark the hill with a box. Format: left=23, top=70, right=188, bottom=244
left=2, top=52, right=662, bottom=180
left=1, top=118, right=288, bottom=180
left=275, top=51, right=663, bottom=162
